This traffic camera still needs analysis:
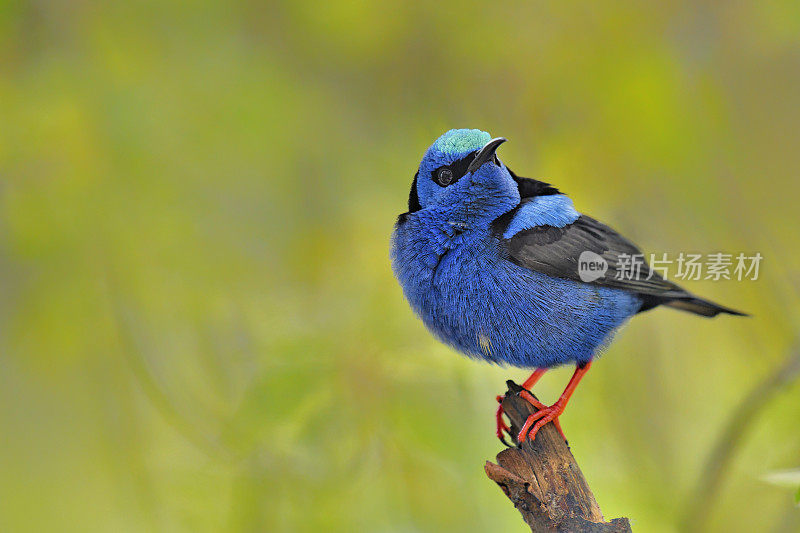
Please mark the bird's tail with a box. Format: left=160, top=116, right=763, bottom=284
left=664, top=295, right=748, bottom=317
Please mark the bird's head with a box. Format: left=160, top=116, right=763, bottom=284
left=408, top=129, right=519, bottom=219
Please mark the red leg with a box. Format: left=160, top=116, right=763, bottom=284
left=496, top=368, right=547, bottom=443
left=518, top=362, right=592, bottom=443
left=522, top=368, right=547, bottom=390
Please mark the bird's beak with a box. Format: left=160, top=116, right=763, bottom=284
left=466, top=137, right=507, bottom=174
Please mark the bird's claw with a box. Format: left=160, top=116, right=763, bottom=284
left=517, top=392, right=567, bottom=443
left=495, top=395, right=513, bottom=446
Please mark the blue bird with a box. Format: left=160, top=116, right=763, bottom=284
left=391, top=129, right=746, bottom=444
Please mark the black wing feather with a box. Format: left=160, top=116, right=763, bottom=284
left=495, top=186, right=746, bottom=317
left=502, top=214, right=685, bottom=297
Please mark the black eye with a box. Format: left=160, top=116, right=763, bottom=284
left=437, top=168, right=453, bottom=186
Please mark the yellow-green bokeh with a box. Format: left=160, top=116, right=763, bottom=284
left=2, top=1, right=800, bottom=531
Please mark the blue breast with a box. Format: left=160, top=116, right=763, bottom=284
left=391, top=214, right=642, bottom=368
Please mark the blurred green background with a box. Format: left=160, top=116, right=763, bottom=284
left=2, top=1, right=800, bottom=531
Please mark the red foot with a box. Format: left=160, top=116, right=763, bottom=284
left=517, top=392, right=567, bottom=442
left=516, top=362, right=591, bottom=443
left=495, top=369, right=549, bottom=445
left=495, top=395, right=511, bottom=444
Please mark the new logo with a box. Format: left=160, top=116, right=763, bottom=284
left=578, top=251, right=608, bottom=282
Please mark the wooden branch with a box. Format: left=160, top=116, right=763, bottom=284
left=485, top=380, right=632, bottom=533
